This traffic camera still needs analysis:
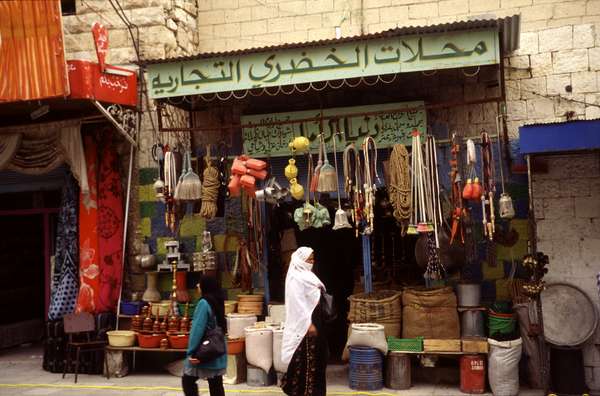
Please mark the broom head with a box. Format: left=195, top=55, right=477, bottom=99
left=317, top=161, right=337, bottom=193
left=178, top=171, right=202, bottom=201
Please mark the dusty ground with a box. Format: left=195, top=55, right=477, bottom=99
left=0, top=344, right=545, bottom=396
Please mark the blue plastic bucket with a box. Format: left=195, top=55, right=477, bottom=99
left=348, top=346, right=383, bottom=391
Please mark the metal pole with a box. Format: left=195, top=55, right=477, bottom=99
left=362, top=235, right=373, bottom=294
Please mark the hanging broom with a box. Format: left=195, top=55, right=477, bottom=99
left=310, top=136, right=323, bottom=192
left=317, top=137, right=337, bottom=193
left=176, top=151, right=202, bottom=201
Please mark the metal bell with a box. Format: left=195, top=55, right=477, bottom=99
left=332, top=208, right=352, bottom=230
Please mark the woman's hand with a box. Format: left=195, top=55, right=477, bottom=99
left=307, top=323, right=317, bottom=336
left=188, top=357, right=200, bottom=364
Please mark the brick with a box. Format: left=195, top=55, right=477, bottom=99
left=198, top=9, right=226, bottom=25
left=280, top=30, right=309, bottom=43
left=520, top=76, right=547, bottom=99
left=197, top=0, right=212, bottom=11
left=218, top=22, right=241, bottom=38
left=548, top=17, right=584, bottom=28
left=585, top=104, right=600, bottom=119
left=365, top=0, right=392, bottom=6
left=64, top=32, right=95, bottom=52
left=469, top=0, right=500, bottom=12
left=589, top=47, right=600, bottom=70
left=211, top=0, right=238, bottom=9
left=574, top=24, right=595, bottom=48
left=506, top=100, right=527, bottom=120
left=587, top=0, right=600, bottom=15
left=368, top=21, right=399, bottom=33
left=224, top=7, right=252, bottom=22
left=251, top=5, right=279, bottom=20
left=572, top=71, right=598, bottom=93
left=267, top=16, right=296, bottom=33
left=530, top=52, right=553, bottom=76
left=379, top=5, right=407, bottom=22
left=294, top=14, right=322, bottom=30
left=546, top=73, right=571, bottom=95
left=558, top=177, right=592, bottom=197
left=279, top=1, right=307, bottom=15
left=502, top=0, right=532, bottom=6
left=334, top=0, right=360, bottom=10
left=539, top=26, right=573, bottom=53
left=408, top=2, right=438, bottom=19
left=438, top=0, right=468, bottom=16
left=527, top=97, right=555, bottom=118
left=555, top=93, right=586, bottom=116
left=516, top=32, right=538, bottom=55
left=542, top=197, right=576, bottom=219
left=553, top=1, right=586, bottom=18
left=505, top=79, right=520, bottom=100
left=532, top=179, right=561, bottom=198
left=361, top=8, right=382, bottom=25
left=306, top=0, right=335, bottom=13
left=521, top=20, right=548, bottom=32
left=128, top=6, right=166, bottom=27
left=322, top=11, right=347, bottom=26
left=519, top=4, right=554, bottom=22
left=575, top=197, right=600, bottom=218
left=553, top=49, right=589, bottom=74
left=308, top=27, right=335, bottom=41
left=241, top=20, right=268, bottom=36
left=196, top=25, right=214, bottom=40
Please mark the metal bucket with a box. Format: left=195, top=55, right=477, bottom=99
left=349, top=346, right=383, bottom=391
left=385, top=352, right=411, bottom=390
left=246, top=364, right=274, bottom=387
left=456, top=283, right=481, bottom=307
left=461, top=309, right=486, bottom=337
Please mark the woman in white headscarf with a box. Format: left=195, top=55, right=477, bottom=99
left=280, top=247, right=328, bottom=396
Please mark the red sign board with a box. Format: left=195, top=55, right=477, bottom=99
left=91, top=22, right=109, bottom=72
left=68, top=60, right=137, bottom=107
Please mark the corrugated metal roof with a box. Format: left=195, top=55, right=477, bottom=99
left=138, top=15, right=520, bottom=66
left=521, top=118, right=600, bottom=127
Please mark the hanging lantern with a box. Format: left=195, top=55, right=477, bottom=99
left=499, top=193, right=515, bottom=219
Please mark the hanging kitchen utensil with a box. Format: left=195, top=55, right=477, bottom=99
left=481, top=132, right=496, bottom=240
left=318, top=136, right=337, bottom=193
left=285, top=158, right=298, bottom=180
left=496, top=115, right=515, bottom=219
left=294, top=153, right=316, bottom=230
left=152, top=143, right=165, bottom=201
left=332, top=132, right=351, bottom=230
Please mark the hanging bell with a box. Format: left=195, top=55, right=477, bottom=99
left=332, top=208, right=352, bottom=230
left=499, top=193, right=515, bottom=219
left=285, top=158, right=298, bottom=180
left=471, top=177, right=483, bottom=200
left=462, top=178, right=473, bottom=200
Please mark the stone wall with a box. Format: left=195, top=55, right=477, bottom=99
left=532, top=152, right=600, bottom=390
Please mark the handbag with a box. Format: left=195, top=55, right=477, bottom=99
left=321, top=291, right=337, bottom=324
left=192, top=310, right=226, bottom=362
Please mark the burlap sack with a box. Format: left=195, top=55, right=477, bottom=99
left=402, top=287, right=460, bottom=339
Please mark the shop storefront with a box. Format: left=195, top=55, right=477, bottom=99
left=108, top=15, right=550, bottom=392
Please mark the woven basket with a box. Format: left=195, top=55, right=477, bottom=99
left=348, top=290, right=402, bottom=323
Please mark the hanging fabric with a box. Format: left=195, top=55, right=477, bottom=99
left=76, top=135, right=100, bottom=313
left=48, top=172, right=80, bottom=321
left=96, top=132, right=124, bottom=313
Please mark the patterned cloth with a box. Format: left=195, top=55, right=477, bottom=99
left=48, top=173, right=79, bottom=321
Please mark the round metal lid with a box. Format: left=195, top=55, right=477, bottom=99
left=541, top=283, right=599, bottom=347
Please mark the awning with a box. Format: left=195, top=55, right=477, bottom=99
left=142, top=16, right=520, bottom=100
left=519, top=119, right=600, bottom=155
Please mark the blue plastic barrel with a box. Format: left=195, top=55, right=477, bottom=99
left=348, top=346, right=384, bottom=390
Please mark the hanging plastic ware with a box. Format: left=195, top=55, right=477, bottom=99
left=499, top=193, right=515, bottom=219
left=289, top=136, right=310, bottom=153
left=289, top=178, right=304, bottom=200
left=471, top=177, right=483, bottom=200
left=285, top=158, right=298, bottom=180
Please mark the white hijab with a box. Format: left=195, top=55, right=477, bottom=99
left=281, top=247, right=325, bottom=365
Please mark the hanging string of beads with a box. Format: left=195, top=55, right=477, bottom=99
left=362, top=137, right=378, bottom=234
left=388, top=144, right=411, bottom=234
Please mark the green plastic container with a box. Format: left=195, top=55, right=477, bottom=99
left=387, top=336, right=424, bottom=352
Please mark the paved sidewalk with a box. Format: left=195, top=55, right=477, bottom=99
left=0, top=344, right=544, bottom=396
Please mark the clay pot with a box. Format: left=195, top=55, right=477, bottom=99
left=142, top=272, right=161, bottom=302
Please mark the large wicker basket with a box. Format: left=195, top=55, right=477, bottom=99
left=348, top=290, right=402, bottom=323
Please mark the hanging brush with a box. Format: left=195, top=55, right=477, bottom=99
left=177, top=151, right=202, bottom=201
left=317, top=135, right=337, bottom=193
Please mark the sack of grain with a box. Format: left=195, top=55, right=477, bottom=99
left=402, top=287, right=459, bottom=339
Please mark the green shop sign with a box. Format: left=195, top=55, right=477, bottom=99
left=148, top=29, right=499, bottom=99
left=241, top=101, right=426, bottom=157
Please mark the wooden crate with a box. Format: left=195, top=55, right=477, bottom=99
left=462, top=338, right=489, bottom=354
left=423, top=339, right=462, bottom=352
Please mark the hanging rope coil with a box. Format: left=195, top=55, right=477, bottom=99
left=200, top=146, right=220, bottom=219
left=388, top=144, right=411, bottom=233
